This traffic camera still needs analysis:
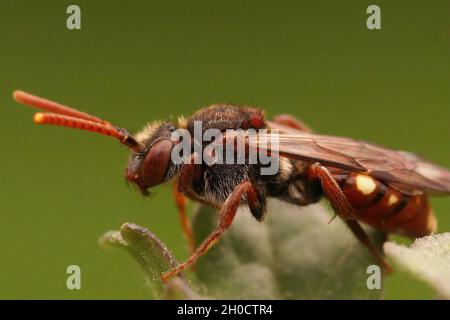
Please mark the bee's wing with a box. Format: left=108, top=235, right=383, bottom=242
left=252, top=121, right=450, bottom=195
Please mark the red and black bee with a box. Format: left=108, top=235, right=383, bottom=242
left=13, top=91, right=450, bottom=282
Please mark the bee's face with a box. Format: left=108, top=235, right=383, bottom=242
left=125, top=121, right=179, bottom=195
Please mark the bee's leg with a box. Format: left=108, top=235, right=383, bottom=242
left=307, top=163, right=392, bottom=271
left=162, top=181, right=258, bottom=283
left=273, top=114, right=313, bottom=132
left=306, top=163, right=354, bottom=220
left=172, top=182, right=195, bottom=254
left=344, top=219, right=393, bottom=272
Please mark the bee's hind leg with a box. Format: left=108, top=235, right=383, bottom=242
left=162, top=181, right=261, bottom=283
left=344, top=220, right=392, bottom=273
left=273, top=114, right=313, bottom=132
left=307, top=163, right=392, bottom=272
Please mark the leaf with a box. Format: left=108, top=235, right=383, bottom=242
left=384, top=233, right=450, bottom=299
left=191, top=199, right=386, bottom=299
left=99, top=223, right=197, bottom=299
left=165, top=277, right=201, bottom=300
left=101, top=200, right=387, bottom=299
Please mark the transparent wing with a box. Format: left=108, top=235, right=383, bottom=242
left=254, top=121, right=450, bottom=195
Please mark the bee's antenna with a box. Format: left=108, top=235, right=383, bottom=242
left=13, top=90, right=108, bottom=124
left=13, top=90, right=144, bottom=153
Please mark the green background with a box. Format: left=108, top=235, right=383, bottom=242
left=0, top=0, right=448, bottom=299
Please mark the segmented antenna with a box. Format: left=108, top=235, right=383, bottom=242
left=13, top=90, right=144, bottom=153
left=13, top=91, right=107, bottom=124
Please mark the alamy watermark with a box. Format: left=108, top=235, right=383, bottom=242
left=66, top=5, right=81, bottom=30
left=366, top=5, right=381, bottom=30
left=64, top=5, right=381, bottom=31
left=170, top=121, right=280, bottom=175
left=366, top=264, right=381, bottom=290
left=66, top=264, right=81, bottom=290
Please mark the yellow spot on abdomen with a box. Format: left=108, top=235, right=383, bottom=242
left=388, top=194, right=399, bottom=206
left=355, top=174, right=377, bottom=195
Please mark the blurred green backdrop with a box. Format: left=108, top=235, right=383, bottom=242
left=0, top=0, right=448, bottom=299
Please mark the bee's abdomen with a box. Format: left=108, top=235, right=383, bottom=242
left=332, top=171, right=437, bottom=238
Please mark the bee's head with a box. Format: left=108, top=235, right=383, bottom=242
left=125, top=121, right=181, bottom=195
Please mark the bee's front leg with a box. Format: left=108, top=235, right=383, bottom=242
left=162, top=181, right=259, bottom=283
left=172, top=182, right=195, bottom=254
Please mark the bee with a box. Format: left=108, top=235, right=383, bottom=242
left=13, top=90, right=450, bottom=282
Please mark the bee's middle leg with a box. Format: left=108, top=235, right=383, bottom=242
left=162, top=180, right=261, bottom=283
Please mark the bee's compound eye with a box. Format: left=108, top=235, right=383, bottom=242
left=141, top=139, right=173, bottom=188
